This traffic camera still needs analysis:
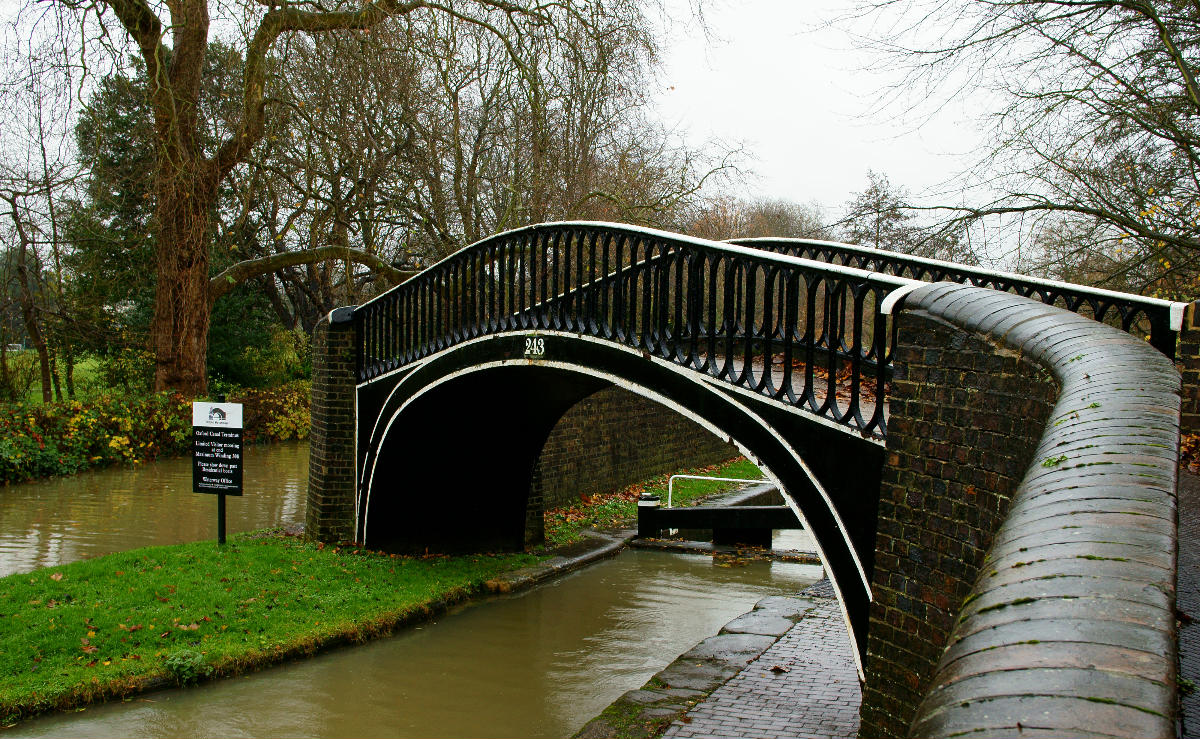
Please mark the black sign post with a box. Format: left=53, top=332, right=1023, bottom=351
left=193, top=400, right=244, bottom=544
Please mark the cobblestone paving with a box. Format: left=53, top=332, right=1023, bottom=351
left=1178, top=470, right=1200, bottom=737
left=663, top=593, right=859, bottom=739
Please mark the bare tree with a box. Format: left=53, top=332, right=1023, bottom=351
left=0, top=170, right=80, bottom=404
left=684, top=196, right=829, bottom=240
left=847, top=0, right=1200, bottom=294
left=0, top=43, right=82, bottom=403
left=233, top=6, right=736, bottom=326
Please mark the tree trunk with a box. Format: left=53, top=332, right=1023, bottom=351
left=22, top=311, right=52, bottom=404
left=13, top=239, right=52, bottom=404
left=50, top=352, right=62, bottom=402
left=64, top=347, right=75, bottom=399
left=151, top=169, right=216, bottom=396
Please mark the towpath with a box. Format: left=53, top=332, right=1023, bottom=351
left=662, top=580, right=860, bottom=739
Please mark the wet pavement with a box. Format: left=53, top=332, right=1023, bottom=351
left=662, top=581, right=859, bottom=739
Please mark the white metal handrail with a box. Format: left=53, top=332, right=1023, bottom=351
left=666, top=475, right=768, bottom=508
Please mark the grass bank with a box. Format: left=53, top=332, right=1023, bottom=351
left=543, top=457, right=763, bottom=547
left=0, top=532, right=539, bottom=726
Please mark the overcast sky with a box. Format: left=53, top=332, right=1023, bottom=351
left=654, top=1, right=986, bottom=218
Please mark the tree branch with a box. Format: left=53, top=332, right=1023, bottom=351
left=212, top=0, right=540, bottom=180
left=208, top=245, right=415, bottom=304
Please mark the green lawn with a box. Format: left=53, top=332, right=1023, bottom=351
left=14, top=353, right=104, bottom=404
left=543, top=457, right=764, bottom=548
left=0, top=533, right=539, bottom=724
left=0, top=454, right=765, bottom=725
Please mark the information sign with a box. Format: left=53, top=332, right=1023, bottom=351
left=192, top=402, right=243, bottom=496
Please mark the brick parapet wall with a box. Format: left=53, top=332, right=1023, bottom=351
left=533, top=386, right=738, bottom=511
left=306, top=308, right=357, bottom=543
left=859, top=305, right=1058, bottom=735
left=861, top=283, right=1181, bottom=738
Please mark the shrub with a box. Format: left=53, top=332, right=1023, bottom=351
left=232, top=381, right=311, bottom=443
left=235, top=327, right=311, bottom=387
left=0, top=350, right=41, bottom=403
left=0, top=392, right=191, bottom=482
left=0, top=380, right=311, bottom=484
left=163, top=650, right=212, bottom=685
left=96, top=349, right=156, bottom=395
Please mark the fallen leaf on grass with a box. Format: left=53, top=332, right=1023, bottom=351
left=49, top=572, right=62, bottom=581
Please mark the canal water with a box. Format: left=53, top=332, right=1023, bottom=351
left=8, top=550, right=821, bottom=738
left=0, top=442, right=309, bottom=577
left=0, top=442, right=824, bottom=737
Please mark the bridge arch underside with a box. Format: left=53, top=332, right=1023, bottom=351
left=357, top=333, right=884, bottom=661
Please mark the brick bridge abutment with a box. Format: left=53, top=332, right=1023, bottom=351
left=305, top=308, right=357, bottom=543
left=1177, top=300, right=1200, bottom=435
left=863, top=283, right=1181, bottom=737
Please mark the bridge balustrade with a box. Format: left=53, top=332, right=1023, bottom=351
left=354, top=222, right=920, bottom=438
left=731, top=237, right=1185, bottom=359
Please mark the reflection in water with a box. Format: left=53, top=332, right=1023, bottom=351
left=9, top=551, right=824, bottom=739
left=0, top=442, right=309, bottom=576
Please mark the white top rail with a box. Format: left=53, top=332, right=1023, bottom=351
left=667, top=474, right=768, bottom=508
left=733, top=237, right=1189, bottom=331
left=355, top=221, right=924, bottom=312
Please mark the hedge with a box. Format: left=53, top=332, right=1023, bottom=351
left=0, top=381, right=311, bottom=484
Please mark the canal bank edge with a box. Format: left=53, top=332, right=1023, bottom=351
left=483, top=527, right=635, bottom=593
left=3, top=522, right=794, bottom=728
left=573, top=582, right=837, bottom=739
left=0, top=529, right=635, bottom=727
left=0, top=455, right=765, bottom=726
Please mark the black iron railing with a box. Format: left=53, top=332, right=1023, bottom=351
left=354, top=222, right=919, bottom=438
left=730, top=238, right=1187, bottom=358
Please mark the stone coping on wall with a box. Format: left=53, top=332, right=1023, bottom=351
left=902, top=283, right=1181, bottom=738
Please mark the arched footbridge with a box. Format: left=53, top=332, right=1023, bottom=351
left=307, top=222, right=1188, bottom=738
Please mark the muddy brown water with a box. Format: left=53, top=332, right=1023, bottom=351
left=0, top=442, right=824, bottom=738
left=0, top=442, right=309, bottom=577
